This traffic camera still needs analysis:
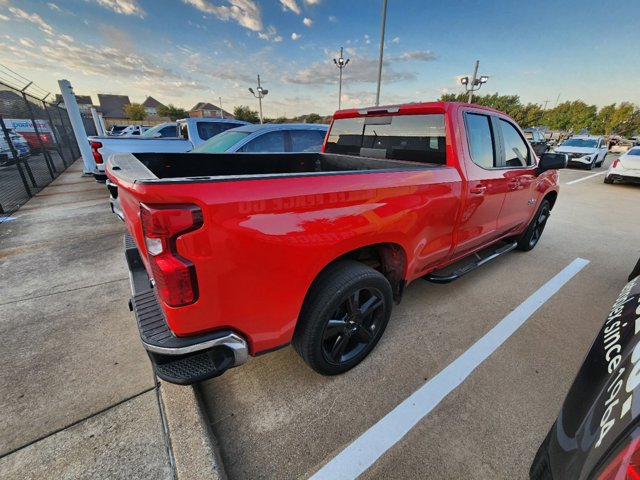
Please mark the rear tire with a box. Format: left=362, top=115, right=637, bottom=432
left=517, top=199, right=551, bottom=252
left=604, top=176, right=614, bottom=184
left=293, top=261, right=393, bottom=375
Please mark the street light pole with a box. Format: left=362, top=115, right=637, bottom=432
left=333, top=46, right=350, bottom=110
left=460, top=60, right=489, bottom=103
left=248, top=74, right=269, bottom=124
left=375, top=0, right=388, bottom=106
left=219, top=96, right=224, bottom=119
left=467, top=60, right=479, bottom=103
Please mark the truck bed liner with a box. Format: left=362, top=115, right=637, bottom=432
left=108, top=152, right=443, bottom=184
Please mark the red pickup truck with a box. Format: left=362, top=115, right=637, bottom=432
left=106, top=102, right=567, bottom=385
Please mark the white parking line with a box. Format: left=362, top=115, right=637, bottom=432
left=310, top=258, right=590, bottom=480
left=565, top=171, right=606, bottom=185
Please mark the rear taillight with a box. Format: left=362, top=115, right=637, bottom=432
left=90, top=141, right=103, bottom=164
left=612, top=159, right=620, bottom=169
left=597, top=437, right=640, bottom=480
left=140, top=203, right=203, bottom=307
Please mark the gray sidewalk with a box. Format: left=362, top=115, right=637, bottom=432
left=0, top=160, right=172, bottom=479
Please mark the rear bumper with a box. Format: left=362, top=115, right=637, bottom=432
left=606, top=172, right=640, bottom=183
left=124, top=233, right=249, bottom=384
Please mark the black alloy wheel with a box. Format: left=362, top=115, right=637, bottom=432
left=321, top=287, right=386, bottom=365
left=293, top=261, right=393, bottom=375
left=517, top=199, right=551, bottom=252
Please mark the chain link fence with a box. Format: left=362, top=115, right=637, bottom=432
left=0, top=80, right=81, bottom=222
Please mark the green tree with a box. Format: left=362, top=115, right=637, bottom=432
left=233, top=105, right=260, bottom=123
left=273, top=116, right=288, bottom=124
left=305, top=113, right=322, bottom=124
left=541, top=101, right=597, bottom=132
left=157, top=104, right=188, bottom=121
left=123, top=103, right=146, bottom=121
left=594, top=102, right=639, bottom=136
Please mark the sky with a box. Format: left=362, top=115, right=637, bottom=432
left=0, top=0, right=637, bottom=117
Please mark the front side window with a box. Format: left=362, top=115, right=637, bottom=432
left=324, top=114, right=446, bottom=164
left=239, top=131, right=286, bottom=152
left=500, top=119, right=532, bottom=167
left=465, top=113, right=495, bottom=168
left=290, top=129, right=326, bottom=152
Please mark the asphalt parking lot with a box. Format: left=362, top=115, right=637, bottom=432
left=198, top=153, right=640, bottom=479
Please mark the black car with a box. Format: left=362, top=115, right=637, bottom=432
left=531, top=260, right=640, bottom=479
left=524, top=129, right=549, bottom=157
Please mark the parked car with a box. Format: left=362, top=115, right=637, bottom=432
left=604, top=146, right=640, bottom=185
left=192, top=123, right=328, bottom=153
left=106, top=101, right=567, bottom=385
left=554, top=135, right=608, bottom=169
left=0, top=129, right=30, bottom=163
left=530, top=260, right=640, bottom=480
left=524, top=128, right=549, bottom=157
left=610, top=139, right=633, bottom=154
left=141, top=122, right=177, bottom=138
left=8, top=129, right=30, bottom=158
left=89, top=118, right=248, bottom=181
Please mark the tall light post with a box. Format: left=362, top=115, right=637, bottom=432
left=333, top=47, right=350, bottom=110
left=375, top=0, right=388, bottom=106
left=219, top=96, right=224, bottom=119
left=248, top=74, right=268, bottom=124
left=460, top=60, right=489, bottom=103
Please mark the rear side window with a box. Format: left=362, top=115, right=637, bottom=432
left=465, top=113, right=495, bottom=168
left=159, top=126, right=177, bottom=137
left=324, top=114, right=446, bottom=164
left=239, top=131, right=286, bottom=152
left=290, top=130, right=326, bottom=152
left=499, top=119, right=532, bottom=167
left=196, top=122, right=240, bottom=141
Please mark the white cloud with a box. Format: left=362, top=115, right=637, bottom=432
left=392, top=36, right=400, bottom=43
left=291, top=32, right=302, bottom=40
left=328, top=15, right=336, bottom=23
left=182, top=0, right=263, bottom=32
left=303, top=17, right=312, bottom=27
left=280, top=0, right=301, bottom=14
left=47, top=2, right=61, bottom=11
left=388, top=50, right=437, bottom=61
left=304, top=0, right=320, bottom=4
left=364, top=34, right=370, bottom=45
left=95, top=0, right=145, bottom=18
left=8, top=6, right=55, bottom=35
left=0, top=14, right=9, bottom=21
left=19, top=38, right=35, bottom=48
left=258, top=24, right=280, bottom=42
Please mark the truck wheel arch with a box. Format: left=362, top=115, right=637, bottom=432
left=545, top=191, right=558, bottom=210
left=309, top=242, right=407, bottom=304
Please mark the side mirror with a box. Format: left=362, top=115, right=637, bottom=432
left=536, top=152, right=567, bottom=176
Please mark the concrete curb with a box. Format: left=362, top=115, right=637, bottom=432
left=159, top=381, right=227, bottom=480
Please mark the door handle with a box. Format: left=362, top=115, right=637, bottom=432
left=470, top=185, right=487, bottom=195
left=507, top=179, right=519, bottom=190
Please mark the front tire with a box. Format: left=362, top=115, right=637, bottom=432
left=517, top=199, right=551, bottom=252
left=293, top=261, right=393, bottom=375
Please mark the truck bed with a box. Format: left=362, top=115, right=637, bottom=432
left=108, top=152, right=442, bottom=184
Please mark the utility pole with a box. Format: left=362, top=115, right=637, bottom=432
left=375, top=0, right=388, bottom=106
left=543, top=100, right=550, bottom=110
left=219, top=96, right=224, bottom=119
left=554, top=93, right=561, bottom=108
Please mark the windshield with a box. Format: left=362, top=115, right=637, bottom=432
left=192, top=130, right=250, bottom=153
left=561, top=138, right=598, bottom=148
left=142, top=124, right=172, bottom=137
left=324, top=114, right=447, bottom=164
